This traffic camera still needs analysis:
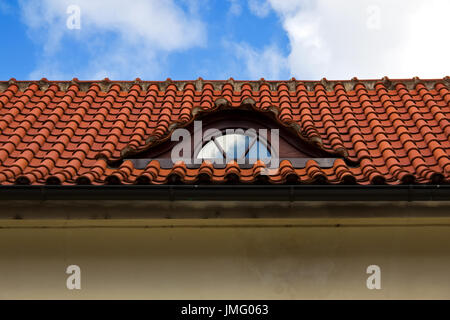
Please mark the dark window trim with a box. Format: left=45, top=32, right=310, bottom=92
left=126, top=158, right=339, bottom=169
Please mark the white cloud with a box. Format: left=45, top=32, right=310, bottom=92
left=229, top=42, right=289, bottom=79
left=248, top=0, right=271, bottom=18
left=228, top=0, right=242, bottom=16
left=19, top=0, right=450, bottom=80
left=19, top=0, right=206, bottom=79
left=262, top=0, right=450, bottom=79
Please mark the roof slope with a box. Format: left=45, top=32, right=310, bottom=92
left=0, top=77, right=449, bottom=185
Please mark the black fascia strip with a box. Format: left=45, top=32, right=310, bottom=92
left=0, top=185, right=448, bottom=201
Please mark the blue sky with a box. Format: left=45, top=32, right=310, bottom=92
left=0, top=0, right=449, bottom=80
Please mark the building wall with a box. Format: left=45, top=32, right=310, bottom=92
left=1, top=214, right=450, bottom=299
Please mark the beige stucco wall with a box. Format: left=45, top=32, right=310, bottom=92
left=1, top=212, right=450, bottom=299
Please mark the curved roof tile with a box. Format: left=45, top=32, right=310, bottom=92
left=0, top=78, right=449, bottom=185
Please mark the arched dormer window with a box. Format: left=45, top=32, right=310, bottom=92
left=121, top=110, right=354, bottom=170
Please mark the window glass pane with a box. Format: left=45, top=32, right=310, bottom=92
left=215, top=134, right=247, bottom=159
left=247, top=140, right=271, bottom=160
left=197, top=132, right=271, bottom=161
left=196, top=140, right=222, bottom=159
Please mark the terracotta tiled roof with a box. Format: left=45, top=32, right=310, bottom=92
left=0, top=77, right=449, bottom=186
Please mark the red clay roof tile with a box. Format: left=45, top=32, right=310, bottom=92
left=0, top=78, right=449, bottom=185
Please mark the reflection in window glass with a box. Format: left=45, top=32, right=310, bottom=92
left=197, top=133, right=271, bottom=161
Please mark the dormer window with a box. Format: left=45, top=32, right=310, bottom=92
left=123, top=110, right=352, bottom=170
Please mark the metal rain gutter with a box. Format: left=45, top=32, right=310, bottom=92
left=0, top=185, right=448, bottom=201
